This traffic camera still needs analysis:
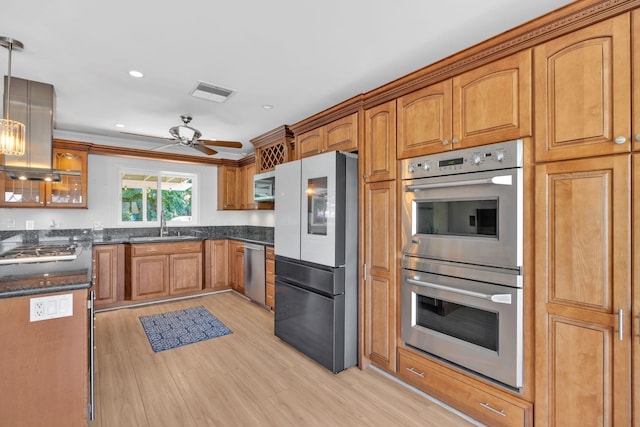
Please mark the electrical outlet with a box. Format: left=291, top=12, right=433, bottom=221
left=30, top=294, right=73, bottom=322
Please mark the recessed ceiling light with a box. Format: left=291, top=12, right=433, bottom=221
left=262, top=105, right=274, bottom=109
left=128, top=70, right=144, bottom=78
left=115, top=123, right=125, bottom=128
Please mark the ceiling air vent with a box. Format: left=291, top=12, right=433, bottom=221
left=190, top=81, right=234, bottom=103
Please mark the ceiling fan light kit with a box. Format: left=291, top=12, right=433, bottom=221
left=169, top=115, right=202, bottom=144
left=122, top=115, right=244, bottom=156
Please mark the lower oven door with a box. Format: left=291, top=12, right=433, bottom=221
left=401, top=268, right=523, bottom=389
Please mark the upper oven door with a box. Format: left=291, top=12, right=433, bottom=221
left=402, top=167, right=522, bottom=271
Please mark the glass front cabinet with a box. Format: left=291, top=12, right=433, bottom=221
left=0, top=141, right=89, bottom=208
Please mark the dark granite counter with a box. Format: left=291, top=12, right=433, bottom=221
left=0, top=240, right=93, bottom=298
left=0, top=226, right=273, bottom=298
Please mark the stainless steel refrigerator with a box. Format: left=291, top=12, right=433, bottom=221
left=274, top=151, right=358, bottom=373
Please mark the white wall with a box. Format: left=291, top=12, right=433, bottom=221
left=0, top=153, right=274, bottom=231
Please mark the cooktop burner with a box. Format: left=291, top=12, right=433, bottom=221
left=0, top=243, right=78, bottom=264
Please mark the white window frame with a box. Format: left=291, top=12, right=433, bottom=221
left=117, top=167, right=199, bottom=227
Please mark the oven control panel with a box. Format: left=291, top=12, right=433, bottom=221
left=401, top=139, right=523, bottom=179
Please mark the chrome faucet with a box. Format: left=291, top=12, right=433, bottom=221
left=160, top=210, right=168, bottom=237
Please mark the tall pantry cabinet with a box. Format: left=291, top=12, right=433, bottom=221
left=533, top=12, right=635, bottom=427
left=362, top=99, right=398, bottom=372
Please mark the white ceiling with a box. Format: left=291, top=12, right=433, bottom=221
left=1, top=0, right=573, bottom=159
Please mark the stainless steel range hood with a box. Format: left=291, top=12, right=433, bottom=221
left=2, top=76, right=60, bottom=181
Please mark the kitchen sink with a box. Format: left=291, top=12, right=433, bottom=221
left=129, top=235, right=201, bottom=243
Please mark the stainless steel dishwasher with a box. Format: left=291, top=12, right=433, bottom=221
left=244, top=243, right=266, bottom=307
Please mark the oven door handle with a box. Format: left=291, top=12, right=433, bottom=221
left=406, top=277, right=512, bottom=304
left=405, top=175, right=512, bottom=192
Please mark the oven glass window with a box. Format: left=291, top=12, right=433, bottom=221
left=307, top=177, right=328, bottom=235
left=416, top=295, right=498, bottom=351
left=414, top=199, right=497, bottom=237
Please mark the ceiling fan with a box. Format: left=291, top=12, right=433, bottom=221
left=122, top=115, right=243, bottom=156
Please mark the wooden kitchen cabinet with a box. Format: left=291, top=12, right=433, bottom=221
left=204, top=239, right=229, bottom=291
left=126, top=241, right=203, bottom=301
left=265, top=246, right=275, bottom=310
left=396, top=49, right=531, bottom=159
left=92, top=244, right=125, bottom=309
left=297, top=112, right=358, bottom=159
left=0, top=142, right=89, bottom=208
left=398, top=347, right=533, bottom=427
left=218, top=159, right=273, bottom=210
left=534, top=14, right=631, bottom=162
left=169, top=251, right=203, bottom=295
left=228, top=240, right=245, bottom=294
left=0, top=289, right=90, bottom=426
left=240, top=161, right=255, bottom=210
left=534, top=155, right=632, bottom=426
left=363, top=100, right=397, bottom=182
left=633, top=154, right=640, bottom=426
left=217, top=164, right=240, bottom=210
left=634, top=10, right=640, bottom=153
left=250, top=125, right=294, bottom=172
left=363, top=180, right=397, bottom=372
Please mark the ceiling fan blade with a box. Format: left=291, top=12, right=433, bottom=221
left=198, top=139, right=243, bottom=149
left=120, top=131, right=172, bottom=141
left=192, top=144, right=218, bottom=156
left=150, top=143, right=177, bottom=151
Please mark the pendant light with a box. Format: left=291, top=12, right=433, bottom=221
left=0, top=37, right=25, bottom=156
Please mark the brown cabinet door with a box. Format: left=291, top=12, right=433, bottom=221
left=534, top=155, right=631, bottom=426
left=205, top=240, right=229, bottom=290
left=633, top=10, right=640, bottom=152
left=130, top=255, right=170, bottom=300
left=397, top=80, right=453, bottom=158
left=170, top=252, right=202, bottom=295
left=218, top=165, right=239, bottom=210
left=364, top=100, right=397, bottom=182
left=243, top=162, right=257, bottom=210
left=453, top=49, right=532, bottom=150
left=228, top=240, right=245, bottom=293
left=633, top=154, right=640, bottom=427
left=363, top=180, right=397, bottom=372
left=534, top=14, right=631, bottom=161
left=297, top=127, right=324, bottom=158
left=234, top=244, right=245, bottom=294
left=325, top=112, right=358, bottom=153
left=92, top=244, right=124, bottom=308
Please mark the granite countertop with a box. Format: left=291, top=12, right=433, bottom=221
left=0, top=226, right=273, bottom=299
left=92, top=234, right=273, bottom=246
left=0, top=272, right=92, bottom=299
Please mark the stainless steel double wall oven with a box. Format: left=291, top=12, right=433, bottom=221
left=400, top=140, right=524, bottom=390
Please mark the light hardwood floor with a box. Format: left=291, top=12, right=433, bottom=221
left=94, top=291, right=478, bottom=427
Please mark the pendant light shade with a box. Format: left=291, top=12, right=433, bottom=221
left=0, top=37, right=25, bottom=156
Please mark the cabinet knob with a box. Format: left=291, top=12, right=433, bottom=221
left=614, top=136, right=627, bottom=145
left=452, top=137, right=459, bottom=144
left=635, top=134, right=640, bottom=142
left=442, top=139, right=449, bottom=146
left=363, top=173, right=369, bottom=179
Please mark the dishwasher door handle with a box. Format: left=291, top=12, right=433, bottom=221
left=244, top=243, right=265, bottom=252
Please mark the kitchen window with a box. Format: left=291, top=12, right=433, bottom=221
left=118, top=169, right=197, bottom=226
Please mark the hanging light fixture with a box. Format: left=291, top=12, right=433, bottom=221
left=0, top=36, right=25, bottom=156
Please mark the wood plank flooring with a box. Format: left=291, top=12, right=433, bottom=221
left=93, top=291, right=479, bottom=427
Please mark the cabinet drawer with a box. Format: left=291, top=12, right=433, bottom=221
left=131, top=241, right=202, bottom=256
left=398, top=348, right=532, bottom=427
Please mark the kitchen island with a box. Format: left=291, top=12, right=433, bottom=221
left=0, top=241, right=93, bottom=427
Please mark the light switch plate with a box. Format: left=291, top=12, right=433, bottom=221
left=30, top=294, right=73, bottom=322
